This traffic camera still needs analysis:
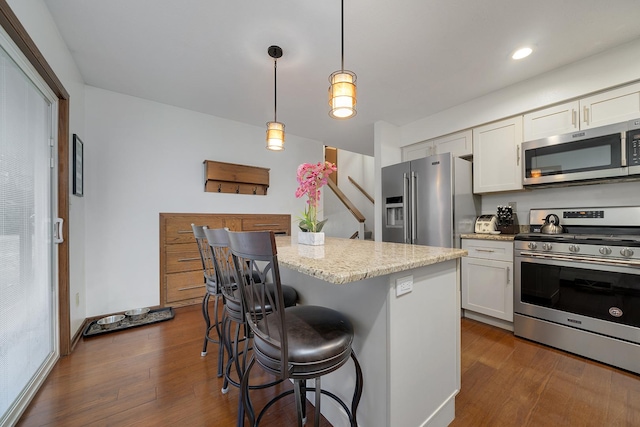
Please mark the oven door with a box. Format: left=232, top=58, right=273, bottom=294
left=514, top=252, right=640, bottom=344
left=522, top=122, right=628, bottom=186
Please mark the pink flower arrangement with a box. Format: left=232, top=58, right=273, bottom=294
left=295, top=161, right=337, bottom=232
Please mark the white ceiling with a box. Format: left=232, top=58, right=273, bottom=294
left=43, top=0, right=640, bottom=155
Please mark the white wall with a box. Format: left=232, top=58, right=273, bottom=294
left=84, top=86, right=323, bottom=317
left=8, top=0, right=87, bottom=336
left=400, top=38, right=640, bottom=147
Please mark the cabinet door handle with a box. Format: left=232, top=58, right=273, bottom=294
left=583, top=106, right=589, bottom=125
left=253, top=223, right=280, bottom=227
left=178, top=257, right=200, bottom=262
left=178, top=284, right=205, bottom=291
left=621, top=132, right=627, bottom=167
left=475, top=249, right=495, bottom=253
left=177, top=230, right=193, bottom=234
left=571, top=109, right=576, bottom=127
left=506, top=266, right=510, bottom=284
left=516, top=144, right=520, bottom=166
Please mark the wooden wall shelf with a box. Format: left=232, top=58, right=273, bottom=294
left=203, top=160, right=269, bottom=195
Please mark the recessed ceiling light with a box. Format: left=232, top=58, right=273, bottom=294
left=512, top=47, right=532, bottom=60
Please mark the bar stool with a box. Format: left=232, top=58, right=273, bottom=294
left=227, top=230, right=363, bottom=427
left=191, top=224, right=224, bottom=377
left=204, top=227, right=298, bottom=424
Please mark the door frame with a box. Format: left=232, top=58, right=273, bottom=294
left=0, top=0, right=72, bottom=355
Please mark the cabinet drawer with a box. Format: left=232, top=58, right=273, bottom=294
left=462, top=239, right=513, bottom=262
left=165, top=246, right=202, bottom=273
left=242, top=216, right=290, bottom=234
left=164, top=215, right=227, bottom=244
left=166, top=271, right=206, bottom=303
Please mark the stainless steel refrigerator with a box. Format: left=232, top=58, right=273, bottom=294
left=382, top=153, right=478, bottom=248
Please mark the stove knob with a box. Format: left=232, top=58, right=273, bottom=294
left=620, top=247, right=634, bottom=257
left=599, top=246, right=612, bottom=255
left=527, top=242, right=537, bottom=250
left=568, top=244, right=580, bottom=253
left=542, top=243, right=552, bottom=251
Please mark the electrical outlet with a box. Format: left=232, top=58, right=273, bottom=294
left=396, top=275, right=413, bottom=297
left=75, top=292, right=80, bottom=306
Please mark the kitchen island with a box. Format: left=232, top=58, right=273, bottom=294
left=275, top=236, right=467, bottom=427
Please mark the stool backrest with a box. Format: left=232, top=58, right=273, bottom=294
left=202, top=227, right=237, bottom=303
left=191, top=224, right=216, bottom=288
left=227, top=230, right=288, bottom=376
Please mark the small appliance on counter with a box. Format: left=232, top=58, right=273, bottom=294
left=496, top=205, right=518, bottom=234
left=474, top=214, right=498, bottom=234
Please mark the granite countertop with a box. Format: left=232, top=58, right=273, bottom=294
left=275, top=236, right=467, bottom=285
left=460, top=233, right=518, bottom=241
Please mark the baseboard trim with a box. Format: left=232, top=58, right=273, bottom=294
left=463, top=310, right=513, bottom=331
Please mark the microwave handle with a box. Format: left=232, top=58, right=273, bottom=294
left=621, top=132, right=627, bottom=167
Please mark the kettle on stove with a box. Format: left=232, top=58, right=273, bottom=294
left=540, top=214, right=565, bottom=235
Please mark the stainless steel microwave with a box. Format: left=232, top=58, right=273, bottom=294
left=522, top=118, right=640, bottom=186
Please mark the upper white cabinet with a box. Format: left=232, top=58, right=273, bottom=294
left=523, top=101, right=579, bottom=142
left=581, top=82, right=640, bottom=129
left=472, top=116, right=523, bottom=194
left=402, top=129, right=472, bottom=161
left=524, top=82, right=640, bottom=141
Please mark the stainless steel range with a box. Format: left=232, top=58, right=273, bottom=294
left=514, top=206, right=640, bottom=374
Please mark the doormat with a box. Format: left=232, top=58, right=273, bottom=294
left=83, top=307, right=175, bottom=337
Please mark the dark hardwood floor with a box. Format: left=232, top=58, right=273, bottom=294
left=17, top=305, right=640, bottom=426
left=451, top=318, right=640, bottom=427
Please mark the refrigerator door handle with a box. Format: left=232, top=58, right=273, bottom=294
left=411, top=171, right=417, bottom=242
left=403, top=173, right=410, bottom=243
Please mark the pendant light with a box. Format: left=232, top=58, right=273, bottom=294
left=266, top=45, right=285, bottom=151
left=328, top=0, right=357, bottom=119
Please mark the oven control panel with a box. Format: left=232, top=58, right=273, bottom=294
left=563, top=210, right=604, bottom=219
left=529, top=206, right=640, bottom=227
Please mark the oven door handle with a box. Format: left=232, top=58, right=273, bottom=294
left=519, top=251, right=640, bottom=268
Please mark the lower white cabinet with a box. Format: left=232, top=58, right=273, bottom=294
left=461, top=239, right=513, bottom=322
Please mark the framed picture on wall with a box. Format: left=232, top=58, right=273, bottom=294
left=73, top=134, right=83, bottom=196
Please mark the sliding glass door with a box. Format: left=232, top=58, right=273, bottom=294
left=0, top=27, right=59, bottom=425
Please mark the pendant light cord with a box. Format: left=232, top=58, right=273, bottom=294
left=273, top=58, right=277, bottom=122
left=341, top=0, right=344, bottom=72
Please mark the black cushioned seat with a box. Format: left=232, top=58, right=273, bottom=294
left=225, top=284, right=297, bottom=317
left=254, top=305, right=353, bottom=377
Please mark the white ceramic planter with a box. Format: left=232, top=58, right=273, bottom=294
left=297, top=231, right=325, bottom=246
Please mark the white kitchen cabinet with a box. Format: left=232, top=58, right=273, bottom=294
left=580, top=82, right=640, bottom=129
left=403, top=129, right=472, bottom=161
left=472, top=116, right=523, bottom=194
left=461, top=239, right=513, bottom=322
left=523, top=101, right=579, bottom=141
left=523, top=82, right=640, bottom=141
